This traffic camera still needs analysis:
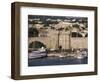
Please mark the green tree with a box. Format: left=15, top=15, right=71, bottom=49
left=28, top=28, right=39, bottom=37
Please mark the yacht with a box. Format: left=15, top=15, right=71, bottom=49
left=28, top=47, right=47, bottom=59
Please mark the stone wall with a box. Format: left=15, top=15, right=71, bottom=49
left=28, top=35, right=88, bottom=49
left=71, top=38, right=88, bottom=49
left=28, top=30, right=88, bottom=50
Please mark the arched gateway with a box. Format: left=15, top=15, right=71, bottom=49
left=29, top=41, right=46, bottom=49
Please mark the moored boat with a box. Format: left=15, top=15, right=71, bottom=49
left=75, top=50, right=88, bottom=59
left=28, top=47, right=47, bottom=59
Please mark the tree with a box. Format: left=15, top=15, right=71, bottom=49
left=28, top=28, right=39, bottom=37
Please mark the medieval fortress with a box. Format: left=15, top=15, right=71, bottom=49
left=28, top=19, right=88, bottom=50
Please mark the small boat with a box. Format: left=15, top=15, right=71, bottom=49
left=29, top=50, right=47, bottom=59
left=50, top=48, right=56, bottom=51
left=29, top=47, right=47, bottom=59
left=76, top=55, right=84, bottom=59
left=76, top=50, right=88, bottom=59
left=59, top=55, right=64, bottom=58
left=81, top=50, right=88, bottom=57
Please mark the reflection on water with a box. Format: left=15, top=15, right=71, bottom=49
left=28, top=57, right=88, bottom=66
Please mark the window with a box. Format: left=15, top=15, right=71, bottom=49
left=71, top=32, right=82, bottom=37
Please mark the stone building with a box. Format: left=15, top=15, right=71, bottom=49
left=28, top=25, right=88, bottom=50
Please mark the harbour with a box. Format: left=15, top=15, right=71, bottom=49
left=28, top=15, right=88, bottom=66
left=28, top=48, right=88, bottom=66
left=28, top=56, right=87, bottom=66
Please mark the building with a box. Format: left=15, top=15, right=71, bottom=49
left=28, top=21, right=88, bottom=50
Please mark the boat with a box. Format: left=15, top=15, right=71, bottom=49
left=28, top=47, right=47, bottom=59
left=75, top=50, right=88, bottom=59
left=29, top=50, right=47, bottom=59
left=76, top=55, right=84, bottom=59
left=81, top=50, right=88, bottom=57
left=59, top=55, right=65, bottom=58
